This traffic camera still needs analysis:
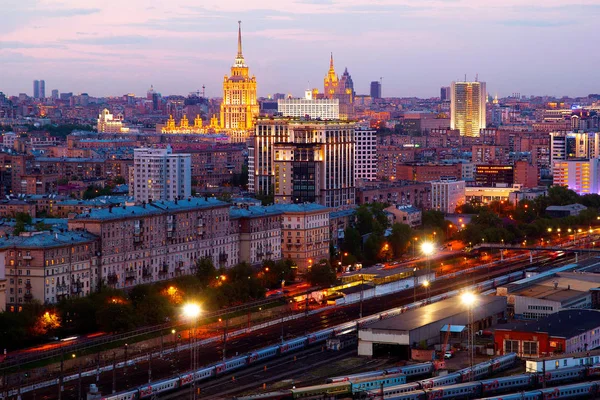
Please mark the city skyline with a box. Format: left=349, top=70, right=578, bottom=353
left=1, top=0, right=600, bottom=98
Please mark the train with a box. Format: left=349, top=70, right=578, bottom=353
left=234, top=373, right=408, bottom=400
left=375, top=364, right=600, bottom=400
left=481, top=381, right=600, bottom=400
left=100, top=328, right=335, bottom=400
left=327, top=362, right=435, bottom=383
left=368, top=354, right=517, bottom=398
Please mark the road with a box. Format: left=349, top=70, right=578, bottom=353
left=13, top=250, right=579, bottom=400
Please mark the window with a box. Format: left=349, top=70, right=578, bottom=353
left=505, top=340, right=519, bottom=353
left=523, top=341, right=538, bottom=356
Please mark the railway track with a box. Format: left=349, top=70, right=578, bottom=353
left=12, top=252, right=583, bottom=400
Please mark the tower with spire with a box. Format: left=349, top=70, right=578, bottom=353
left=220, top=21, right=259, bottom=134
left=323, top=53, right=355, bottom=119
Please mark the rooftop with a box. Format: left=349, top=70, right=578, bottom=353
left=229, top=205, right=283, bottom=219
left=34, top=157, right=106, bottom=163
left=0, top=231, right=97, bottom=249
left=364, top=295, right=506, bottom=332
left=546, top=204, right=587, bottom=212
left=330, top=208, right=356, bottom=219
left=496, top=309, right=600, bottom=338
left=73, top=197, right=228, bottom=221
left=511, top=272, right=600, bottom=303
left=266, top=203, right=330, bottom=214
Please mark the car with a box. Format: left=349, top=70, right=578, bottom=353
left=444, top=351, right=453, bottom=359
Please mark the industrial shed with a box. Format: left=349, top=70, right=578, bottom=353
left=358, top=295, right=506, bottom=357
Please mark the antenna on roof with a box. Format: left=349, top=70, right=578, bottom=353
left=475, top=73, right=478, bottom=82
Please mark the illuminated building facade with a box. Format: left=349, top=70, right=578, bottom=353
left=475, top=165, right=514, bottom=187
left=132, top=147, right=191, bottom=203
left=323, top=54, right=354, bottom=119
left=552, top=159, right=600, bottom=195
left=277, top=90, right=339, bottom=120
left=249, top=117, right=356, bottom=208
left=431, top=178, right=465, bottom=213
left=450, top=81, right=486, bottom=137
left=220, top=22, right=259, bottom=131
left=97, top=109, right=129, bottom=133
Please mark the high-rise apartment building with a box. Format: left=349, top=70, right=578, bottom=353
left=440, top=86, right=451, bottom=101
left=370, top=81, right=382, bottom=99
left=249, top=117, right=355, bottom=208
left=549, top=131, right=599, bottom=165
left=51, top=89, right=59, bottom=100
left=33, top=80, right=40, bottom=99
left=132, top=147, right=191, bottom=203
left=39, top=80, right=45, bottom=99
left=355, top=126, right=377, bottom=182
left=450, top=81, right=487, bottom=137
left=220, top=22, right=259, bottom=131
left=552, top=159, right=600, bottom=195
left=431, top=179, right=466, bottom=214
left=277, top=90, right=339, bottom=120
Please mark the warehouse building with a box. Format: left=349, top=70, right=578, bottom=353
left=358, top=294, right=506, bottom=357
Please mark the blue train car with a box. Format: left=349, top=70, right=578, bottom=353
left=308, top=328, right=333, bottom=344
left=397, top=363, right=434, bottom=378
left=138, top=377, right=179, bottom=399
left=540, top=366, right=586, bottom=385
left=280, top=337, right=306, bottom=354
left=215, top=355, right=247, bottom=375
left=418, top=372, right=461, bottom=389
left=426, top=382, right=480, bottom=399
left=480, top=374, right=533, bottom=396
left=538, top=381, right=599, bottom=399
left=249, top=345, right=279, bottom=364
left=350, top=373, right=407, bottom=394
left=373, top=382, right=421, bottom=398
left=101, top=390, right=137, bottom=400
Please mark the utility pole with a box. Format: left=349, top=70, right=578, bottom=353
left=58, top=349, right=64, bottom=400
left=359, top=275, right=364, bottom=318
left=112, top=352, right=116, bottom=394
left=77, top=363, right=82, bottom=400
left=223, top=318, right=229, bottom=361
left=148, top=353, right=152, bottom=384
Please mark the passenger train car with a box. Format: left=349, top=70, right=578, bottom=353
left=101, top=328, right=336, bottom=400
left=480, top=381, right=600, bottom=400
left=327, top=362, right=434, bottom=383
left=377, top=365, right=600, bottom=400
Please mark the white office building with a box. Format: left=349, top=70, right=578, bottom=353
left=431, top=179, right=466, bottom=214
left=132, top=146, right=191, bottom=203
left=355, top=127, right=377, bottom=182
left=549, top=131, right=600, bottom=165
left=277, top=90, right=339, bottom=120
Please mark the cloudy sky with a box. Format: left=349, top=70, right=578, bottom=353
left=1, top=0, right=599, bottom=98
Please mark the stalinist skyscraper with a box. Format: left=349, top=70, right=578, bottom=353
left=220, top=21, right=259, bottom=132
left=323, top=53, right=354, bottom=120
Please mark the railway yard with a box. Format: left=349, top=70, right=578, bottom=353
left=4, top=246, right=600, bottom=400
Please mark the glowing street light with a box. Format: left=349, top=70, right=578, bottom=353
left=421, top=242, right=435, bottom=256
left=183, top=303, right=201, bottom=400
left=461, top=292, right=476, bottom=379
left=183, top=303, right=201, bottom=319
left=421, top=242, right=434, bottom=301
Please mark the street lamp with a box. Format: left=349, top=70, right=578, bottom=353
left=183, top=303, right=201, bottom=400
left=461, top=292, right=476, bottom=380
left=421, top=242, right=434, bottom=301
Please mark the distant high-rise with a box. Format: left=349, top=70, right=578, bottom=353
left=132, top=147, right=191, bottom=203
left=39, top=80, right=45, bottom=99
left=370, top=81, right=382, bottom=99
left=440, top=86, right=451, bottom=101
left=33, top=80, right=40, bottom=99
left=220, top=21, right=259, bottom=131
left=450, top=81, right=487, bottom=137
left=51, top=89, right=59, bottom=100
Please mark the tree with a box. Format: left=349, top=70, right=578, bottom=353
left=195, top=257, right=217, bottom=288
left=305, top=259, right=336, bottom=287
left=388, top=223, right=413, bottom=258
left=341, top=227, right=363, bottom=260
left=363, top=233, right=385, bottom=264
left=422, top=210, right=445, bottom=230
left=96, top=302, right=137, bottom=333
left=83, top=185, right=112, bottom=199
left=113, top=176, right=126, bottom=185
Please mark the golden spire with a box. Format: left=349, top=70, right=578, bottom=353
left=234, top=21, right=246, bottom=67
left=330, top=52, right=334, bottom=70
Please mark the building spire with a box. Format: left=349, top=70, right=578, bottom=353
left=330, top=52, right=334, bottom=70
left=237, top=20, right=243, bottom=58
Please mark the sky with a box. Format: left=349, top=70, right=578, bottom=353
left=1, top=0, right=599, bottom=99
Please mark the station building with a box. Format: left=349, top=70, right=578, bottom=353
left=358, top=294, right=506, bottom=357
